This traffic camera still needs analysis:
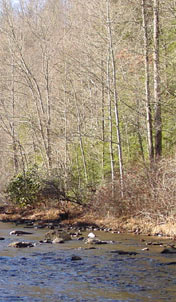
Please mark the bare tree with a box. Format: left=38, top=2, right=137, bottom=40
left=153, top=0, right=162, bottom=158
left=141, top=0, right=154, bottom=162
left=106, top=0, right=124, bottom=195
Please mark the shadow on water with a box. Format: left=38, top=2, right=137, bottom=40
left=0, top=222, right=176, bottom=301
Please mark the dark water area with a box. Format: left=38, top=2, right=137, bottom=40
left=0, top=222, right=176, bottom=302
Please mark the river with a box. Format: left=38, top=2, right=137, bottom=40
left=0, top=221, right=176, bottom=301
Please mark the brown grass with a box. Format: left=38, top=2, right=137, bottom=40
left=26, top=208, right=61, bottom=221
left=0, top=204, right=176, bottom=237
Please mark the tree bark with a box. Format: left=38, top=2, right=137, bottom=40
left=101, top=58, right=105, bottom=180
left=107, top=45, right=115, bottom=188
left=106, top=0, right=124, bottom=196
left=72, top=83, right=88, bottom=184
left=11, top=55, right=19, bottom=173
left=141, top=0, right=154, bottom=163
left=153, top=0, right=162, bottom=158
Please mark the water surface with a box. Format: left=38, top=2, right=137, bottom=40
left=0, top=222, right=176, bottom=301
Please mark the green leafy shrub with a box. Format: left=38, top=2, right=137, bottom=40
left=6, top=166, right=41, bottom=207
left=6, top=165, right=91, bottom=208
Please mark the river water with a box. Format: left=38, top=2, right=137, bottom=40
left=0, top=222, right=176, bottom=302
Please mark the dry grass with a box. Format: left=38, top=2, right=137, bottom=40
left=27, top=208, right=61, bottom=221
left=0, top=213, right=22, bottom=221
left=0, top=204, right=176, bottom=238
left=152, top=220, right=176, bottom=237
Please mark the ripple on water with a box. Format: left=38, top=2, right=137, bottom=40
left=0, top=224, right=176, bottom=301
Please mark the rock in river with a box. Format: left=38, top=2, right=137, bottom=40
left=45, top=230, right=71, bottom=242
left=88, top=232, right=96, bottom=239
left=52, top=237, right=65, bottom=244
left=71, top=255, right=82, bottom=261
left=85, top=238, right=114, bottom=245
left=111, top=250, right=138, bottom=256
left=161, top=247, right=176, bottom=254
left=8, top=241, right=35, bottom=248
left=10, top=230, right=33, bottom=236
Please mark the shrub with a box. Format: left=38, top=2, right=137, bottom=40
left=6, top=167, right=73, bottom=207
left=6, top=166, right=41, bottom=207
left=92, top=159, right=176, bottom=222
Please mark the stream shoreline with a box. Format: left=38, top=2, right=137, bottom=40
left=0, top=204, right=176, bottom=239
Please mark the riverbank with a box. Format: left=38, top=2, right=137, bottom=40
left=0, top=203, right=176, bottom=238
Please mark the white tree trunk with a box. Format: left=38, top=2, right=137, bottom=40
left=153, top=0, right=162, bottom=158
left=106, top=0, right=124, bottom=196
left=141, top=0, right=154, bottom=162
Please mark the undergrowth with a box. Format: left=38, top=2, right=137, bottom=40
left=4, top=159, right=176, bottom=227
left=92, top=159, right=176, bottom=224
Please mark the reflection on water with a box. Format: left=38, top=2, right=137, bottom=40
left=0, top=222, right=176, bottom=301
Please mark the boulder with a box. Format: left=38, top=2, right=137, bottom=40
left=88, top=232, right=96, bottom=239
left=52, top=237, right=65, bottom=244
left=45, top=230, right=71, bottom=241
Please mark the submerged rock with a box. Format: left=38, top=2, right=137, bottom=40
left=77, top=236, right=85, bottom=241
left=39, top=239, right=52, bottom=244
left=161, top=247, right=176, bottom=254
left=8, top=241, right=34, bottom=248
left=159, top=261, right=176, bottom=266
left=9, top=230, right=33, bottom=236
left=146, top=241, right=164, bottom=246
left=85, top=238, right=114, bottom=245
left=85, top=238, right=99, bottom=244
left=111, top=250, right=138, bottom=256
left=70, top=231, right=83, bottom=238
left=165, top=261, right=176, bottom=265
left=71, top=255, right=82, bottom=261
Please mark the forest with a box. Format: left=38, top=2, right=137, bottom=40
left=0, top=0, right=176, bottom=231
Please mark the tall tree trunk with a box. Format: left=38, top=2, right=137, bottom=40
left=141, top=0, right=154, bottom=163
left=106, top=0, right=124, bottom=196
left=72, top=84, right=88, bottom=184
left=11, top=55, right=19, bottom=173
left=45, top=58, right=52, bottom=171
left=101, top=58, right=105, bottom=181
left=107, top=47, right=115, bottom=188
left=63, top=62, right=69, bottom=191
left=136, top=99, right=145, bottom=162
left=153, top=0, right=162, bottom=158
